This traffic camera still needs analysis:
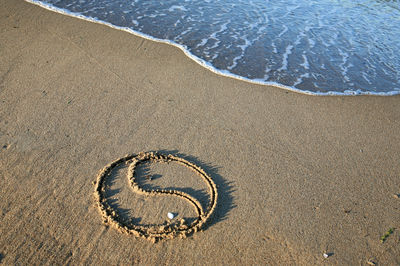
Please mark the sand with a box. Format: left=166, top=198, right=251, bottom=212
left=94, top=152, right=218, bottom=242
left=1, top=0, right=399, bottom=264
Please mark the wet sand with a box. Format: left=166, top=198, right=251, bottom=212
left=0, top=0, right=399, bottom=264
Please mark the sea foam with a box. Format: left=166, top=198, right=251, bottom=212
left=25, top=0, right=400, bottom=96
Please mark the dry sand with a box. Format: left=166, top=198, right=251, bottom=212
left=1, top=0, right=400, bottom=264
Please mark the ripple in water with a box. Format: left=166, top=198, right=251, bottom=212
left=29, top=0, right=400, bottom=95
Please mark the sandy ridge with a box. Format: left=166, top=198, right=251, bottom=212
left=94, top=152, right=218, bottom=243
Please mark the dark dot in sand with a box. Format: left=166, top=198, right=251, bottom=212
left=2, top=145, right=7, bottom=149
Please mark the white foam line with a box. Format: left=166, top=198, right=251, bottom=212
left=168, top=5, right=188, bottom=12
left=271, top=42, right=278, bottom=54
left=293, top=73, right=310, bottom=86
left=300, top=54, right=309, bottom=70
left=338, top=48, right=351, bottom=82
left=206, top=22, right=229, bottom=50
left=278, top=25, right=288, bottom=38
left=132, top=19, right=139, bottom=27
left=227, top=37, right=251, bottom=70
left=210, top=22, right=229, bottom=39
left=362, top=73, right=372, bottom=85
left=278, top=45, right=293, bottom=71
left=24, top=0, right=400, bottom=96
left=195, top=38, right=208, bottom=48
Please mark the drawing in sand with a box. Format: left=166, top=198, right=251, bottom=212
left=94, top=152, right=218, bottom=242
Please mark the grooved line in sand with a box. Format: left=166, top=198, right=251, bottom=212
left=94, top=152, right=218, bottom=242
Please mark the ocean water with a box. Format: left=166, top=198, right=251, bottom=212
left=27, top=0, right=400, bottom=95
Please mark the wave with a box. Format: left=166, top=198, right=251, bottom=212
left=25, top=0, right=400, bottom=96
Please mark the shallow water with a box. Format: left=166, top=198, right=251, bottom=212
left=29, top=0, right=400, bottom=95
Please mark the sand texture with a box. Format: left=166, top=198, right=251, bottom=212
left=1, top=0, right=400, bottom=264
left=94, top=152, right=218, bottom=242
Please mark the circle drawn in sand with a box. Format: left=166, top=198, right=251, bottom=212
left=94, top=152, right=218, bottom=242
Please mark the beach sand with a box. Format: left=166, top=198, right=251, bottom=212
left=1, top=0, right=399, bottom=264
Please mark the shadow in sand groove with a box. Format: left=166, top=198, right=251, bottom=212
left=158, top=149, right=236, bottom=228
left=96, top=150, right=236, bottom=240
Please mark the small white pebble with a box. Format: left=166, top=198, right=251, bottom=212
left=167, top=212, right=174, bottom=219
left=323, top=253, right=329, bottom=258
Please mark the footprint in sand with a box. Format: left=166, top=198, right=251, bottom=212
left=94, top=152, right=218, bottom=242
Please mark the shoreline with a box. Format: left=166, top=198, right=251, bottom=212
left=1, top=0, right=400, bottom=264
left=24, top=0, right=400, bottom=96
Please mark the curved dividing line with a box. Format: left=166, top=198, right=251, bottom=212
left=94, top=152, right=218, bottom=242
